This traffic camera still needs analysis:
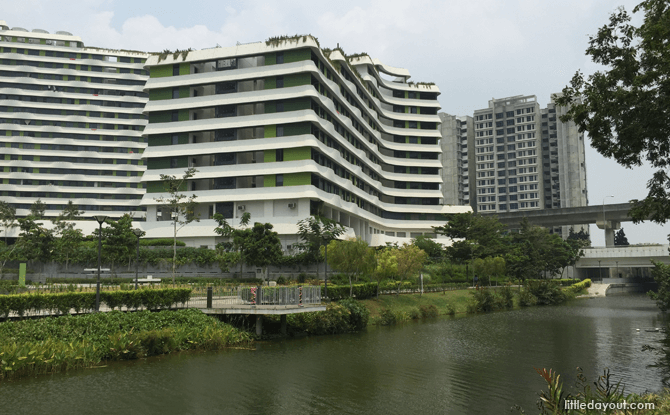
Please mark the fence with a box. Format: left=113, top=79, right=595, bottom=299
left=188, top=285, right=322, bottom=308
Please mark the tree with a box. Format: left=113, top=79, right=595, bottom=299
left=213, top=212, right=250, bottom=272
left=506, top=218, right=552, bottom=283
left=555, top=0, right=670, bottom=224
left=0, top=201, right=17, bottom=244
left=29, top=199, right=46, bottom=219
left=233, top=222, right=283, bottom=281
left=51, top=201, right=84, bottom=270
left=614, top=228, right=630, bottom=246
left=395, top=244, right=428, bottom=296
left=411, top=235, right=444, bottom=261
left=434, top=213, right=508, bottom=263
left=297, top=215, right=345, bottom=296
left=154, top=168, right=199, bottom=284
left=372, top=248, right=398, bottom=298
left=91, top=214, right=137, bottom=273
left=327, top=238, right=375, bottom=297
left=16, top=216, right=54, bottom=271
left=568, top=227, right=591, bottom=247
left=0, top=241, right=20, bottom=278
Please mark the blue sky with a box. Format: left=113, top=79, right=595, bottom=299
left=3, top=0, right=666, bottom=246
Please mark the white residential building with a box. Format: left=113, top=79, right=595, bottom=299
left=0, top=21, right=149, bottom=220
left=140, top=37, right=471, bottom=247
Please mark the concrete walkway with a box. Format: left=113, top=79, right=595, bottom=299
left=578, top=283, right=610, bottom=298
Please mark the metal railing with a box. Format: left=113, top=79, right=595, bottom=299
left=189, top=285, right=322, bottom=307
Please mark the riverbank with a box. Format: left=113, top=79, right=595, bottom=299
left=0, top=309, right=251, bottom=381
left=358, top=282, right=589, bottom=325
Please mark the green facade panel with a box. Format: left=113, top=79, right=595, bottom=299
left=179, top=63, right=190, bottom=75
left=147, top=158, right=170, bottom=170
left=146, top=182, right=164, bottom=193
left=284, top=73, right=310, bottom=88
left=264, top=125, right=277, bottom=138
left=284, top=172, right=311, bottom=186
left=284, top=122, right=310, bottom=136
left=285, top=48, right=311, bottom=63
left=150, top=88, right=171, bottom=101
left=264, top=77, right=276, bottom=89
left=178, top=86, right=190, bottom=98
left=264, top=175, right=276, bottom=187
left=284, top=147, right=310, bottom=161
left=284, top=97, right=310, bottom=111
left=151, top=65, right=172, bottom=78
left=265, top=53, right=276, bottom=66
left=149, top=112, right=171, bottom=124
left=178, top=109, right=189, bottom=121
left=264, top=150, right=277, bottom=163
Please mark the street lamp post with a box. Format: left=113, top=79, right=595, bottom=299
left=602, top=195, right=614, bottom=246
left=132, top=228, right=143, bottom=290
left=93, top=215, right=108, bottom=312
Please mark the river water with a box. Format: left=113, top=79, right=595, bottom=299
left=0, top=295, right=666, bottom=415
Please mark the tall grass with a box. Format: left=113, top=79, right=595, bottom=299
left=0, top=309, right=251, bottom=381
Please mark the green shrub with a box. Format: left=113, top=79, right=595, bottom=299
left=327, top=283, right=377, bottom=300
left=519, top=288, right=538, bottom=307
left=286, top=303, right=351, bottom=335
left=379, top=308, right=396, bottom=325
left=140, top=239, right=186, bottom=247
left=408, top=307, right=421, bottom=320
left=496, top=285, right=515, bottom=309
left=444, top=303, right=456, bottom=316
left=0, top=289, right=191, bottom=318
left=525, top=280, right=567, bottom=305
left=469, top=286, right=496, bottom=313
left=419, top=304, right=439, bottom=318
left=569, top=278, right=592, bottom=294
left=0, top=309, right=251, bottom=380
left=338, top=298, right=370, bottom=331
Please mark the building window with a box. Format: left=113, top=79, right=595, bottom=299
left=276, top=52, right=284, bottom=64
left=276, top=76, right=284, bottom=88
left=277, top=126, right=284, bottom=137
left=172, top=135, right=178, bottom=145
left=173, top=64, right=180, bottom=76
left=276, top=101, right=284, bottom=112
left=172, top=88, right=179, bottom=99
left=216, top=202, right=234, bottom=218
left=276, top=149, right=284, bottom=162
left=276, top=174, right=283, bottom=187
left=170, top=158, right=178, bottom=168
left=171, top=111, right=178, bottom=122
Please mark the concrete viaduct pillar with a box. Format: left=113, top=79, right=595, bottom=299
left=597, top=220, right=620, bottom=247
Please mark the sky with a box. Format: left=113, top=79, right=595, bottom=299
left=2, top=0, right=667, bottom=246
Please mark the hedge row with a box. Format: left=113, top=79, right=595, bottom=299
left=0, top=289, right=191, bottom=318
left=528, top=278, right=579, bottom=287
left=323, top=281, right=470, bottom=300
left=569, top=278, right=592, bottom=293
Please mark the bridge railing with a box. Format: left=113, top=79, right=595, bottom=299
left=189, top=285, right=322, bottom=307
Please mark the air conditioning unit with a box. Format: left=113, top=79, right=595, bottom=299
left=288, top=202, right=296, bottom=209
left=237, top=205, right=245, bottom=211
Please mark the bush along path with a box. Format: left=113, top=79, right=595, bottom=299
left=0, top=288, right=191, bottom=319
left=0, top=309, right=251, bottom=381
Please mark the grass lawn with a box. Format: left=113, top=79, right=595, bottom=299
left=360, top=290, right=472, bottom=323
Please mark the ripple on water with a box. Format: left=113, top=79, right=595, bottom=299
left=0, top=295, right=665, bottom=415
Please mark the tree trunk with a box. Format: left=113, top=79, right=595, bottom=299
left=172, top=220, right=177, bottom=285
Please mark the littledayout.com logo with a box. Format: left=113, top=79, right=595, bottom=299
left=564, top=399, right=655, bottom=411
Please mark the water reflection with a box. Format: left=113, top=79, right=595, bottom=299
left=0, top=295, right=664, bottom=415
